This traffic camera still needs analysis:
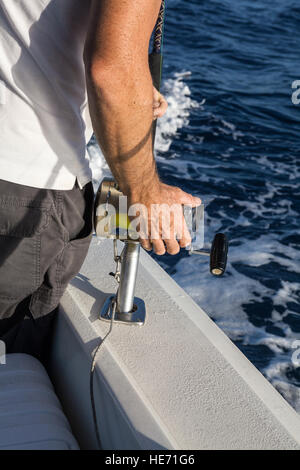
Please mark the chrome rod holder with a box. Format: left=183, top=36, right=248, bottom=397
left=117, top=241, right=140, bottom=314
left=100, top=295, right=146, bottom=326
left=100, top=241, right=146, bottom=326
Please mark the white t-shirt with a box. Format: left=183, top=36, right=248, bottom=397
left=0, top=0, right=93, bottom=190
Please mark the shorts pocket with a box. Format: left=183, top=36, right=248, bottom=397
left=58, top=187, right=94, bottom=287
left=29, top=224, right=93, bottom=318
left=30, top=182, right=94, bottom=317
left=58, top=228, right=93, bottom=290
left=0, top=202, right=50, bottom=300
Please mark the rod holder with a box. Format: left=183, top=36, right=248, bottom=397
left=117, top=241, right=140, bottom=314
left=100, top=241, right=146, bottom=326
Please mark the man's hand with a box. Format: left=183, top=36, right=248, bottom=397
left=129, top=182, right=201, bottom=255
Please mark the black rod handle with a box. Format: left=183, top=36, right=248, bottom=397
left=210, top=233, right=228, bottom=276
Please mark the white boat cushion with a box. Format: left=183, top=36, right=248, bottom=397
left=0, top=354, right=79, bottom=450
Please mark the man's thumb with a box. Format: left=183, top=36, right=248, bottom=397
left=180, top=191, right=201, bottom=207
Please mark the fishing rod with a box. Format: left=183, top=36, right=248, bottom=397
left=149, top=0, right=165, bottom=92
left=149, top=0, right=165, bottom=146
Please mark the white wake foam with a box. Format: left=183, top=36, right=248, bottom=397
left=155, top=71, right=202, bottom=153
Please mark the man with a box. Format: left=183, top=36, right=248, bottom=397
left=0, top=0, right=200, bottom=361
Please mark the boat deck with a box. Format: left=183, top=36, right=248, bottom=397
left=49, top=237, right=300, bottom=449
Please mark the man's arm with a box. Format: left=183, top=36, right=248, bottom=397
left=84, top=0, right=200, bottom=255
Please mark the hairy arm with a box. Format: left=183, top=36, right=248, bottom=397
left=84, top=0, right=200, bottom=255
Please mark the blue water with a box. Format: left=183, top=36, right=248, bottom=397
left=153, top=0, right=300, bottom=410
left=89, top=0, right=300, bottom=411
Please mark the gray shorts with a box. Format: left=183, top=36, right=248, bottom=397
left=0, top=179, right=94, bottom=357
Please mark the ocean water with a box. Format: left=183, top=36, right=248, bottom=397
left=88, top=0, right=300, bottom=412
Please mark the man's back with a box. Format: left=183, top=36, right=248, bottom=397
left=0, top=0, right=92, bottom=189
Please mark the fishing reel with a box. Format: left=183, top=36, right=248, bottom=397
left=94, top=178, right=228, bottom=326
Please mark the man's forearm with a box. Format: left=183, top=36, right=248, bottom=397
left=86, top=63, right=159, bottom=197
left=84, top=0, right=162, bottom=198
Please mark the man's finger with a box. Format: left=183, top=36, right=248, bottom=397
left=179, top=230, right=192, bottom=248
left=153, top=96, right=168, bottom=118
left=153, top=86, right=161, bottom=103
left=140, top=238, right=152, bottom=251
left=164, top=239, right=180, bottom=255
left=178, top=215, right=192, bottom=248
left=178, top=190, right=201, bottom=208
left=153, top=86, right=168, bottom=119
left=151, top=239, right=166, bottom=256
